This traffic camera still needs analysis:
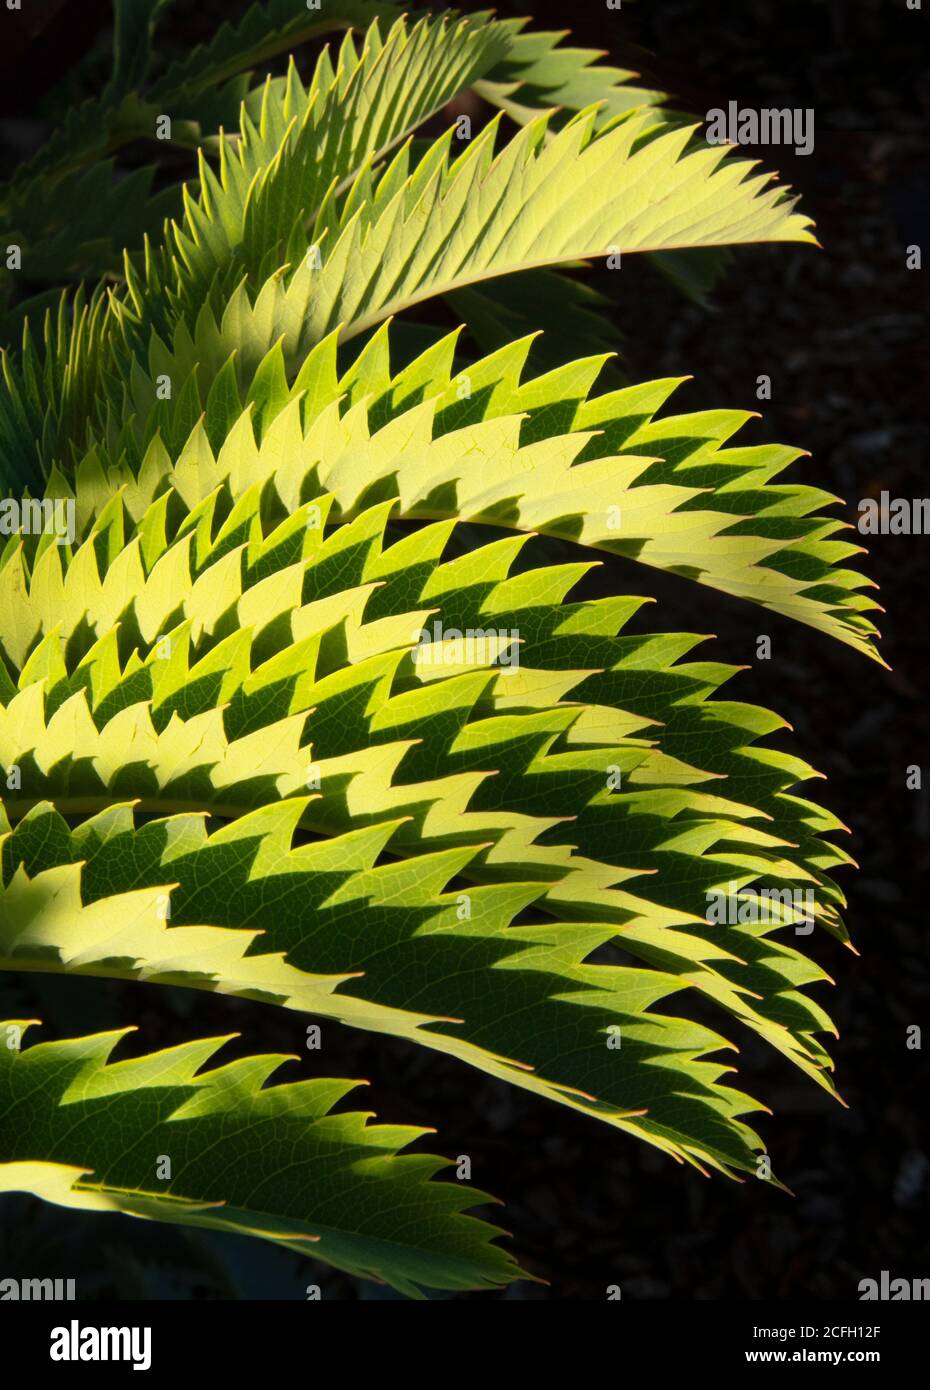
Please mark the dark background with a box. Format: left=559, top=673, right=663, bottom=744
left=0, top=0, right=927, bottom=1299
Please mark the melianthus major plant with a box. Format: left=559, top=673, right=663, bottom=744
left=0, top=0, right=882, bottom=1296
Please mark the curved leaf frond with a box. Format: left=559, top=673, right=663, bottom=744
left=0, top=1020, right=520, bottom=1296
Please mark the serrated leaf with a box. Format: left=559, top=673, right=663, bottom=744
left=0, top=1021, right=521, bottom=1295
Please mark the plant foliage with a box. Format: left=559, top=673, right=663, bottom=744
left=0, top=1, right=879, bottom=1295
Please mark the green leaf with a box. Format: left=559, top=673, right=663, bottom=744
left=1, top=0, right=402, bottom=199
left=0, top=3, right=877, bottom=1275
left=0, top=14, right=818, bottom=487
left=298, top=110, right=812, bottom=346
left=168, top=14, right=511, bottom=305
left=110, top=0, right=176, bottom=100
left=97, top=329, right=875, bottom=658
left=0, top=1020, right=522, bottom=1295
left=0, top=415, right=862, bottom=1176
left=473, top=13, right=668, bottom=130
